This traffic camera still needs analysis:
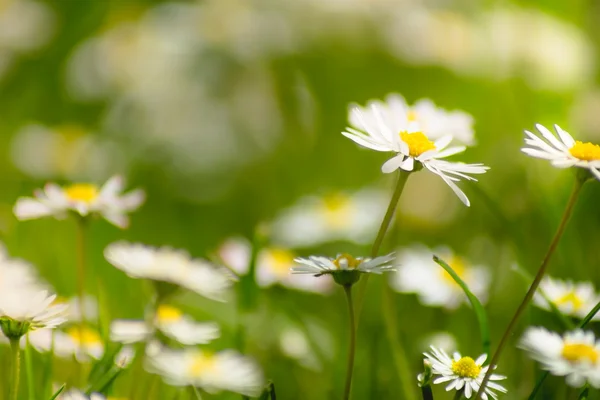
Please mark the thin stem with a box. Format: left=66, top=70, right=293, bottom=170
left=9, top=338, right=21, bottom=400
left=75, top=216, right=88, bottom=332
left=355, top=171, right=410, bottom=316
left=25, top=334, right=34, bottom=400
left=343, top=285, right=356, bottom=400
left=453, top=390, right=464, bottom=400
left=476, top=178, right=584, bottom=399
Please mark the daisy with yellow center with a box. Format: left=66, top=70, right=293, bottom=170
left=520, top=327, right=600, bottom=388
left=343, top=95, right=488, bottom=206
left=270, top=188, right=388, bottom=247
left=146, top=343, right=264, bottom=397
left=522, top=123, right=600, bottom=180
left=424, top=346, right=507, bottom=399
left=391, top=245, right=490, bottom=310
left=534, top=277, right=600, bottom=320
left=13, top=175, right=145, bottom=228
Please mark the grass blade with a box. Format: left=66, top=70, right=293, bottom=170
left=433, top=255, right=490, bottom=355
left=48, top=384, right=65, bottom=400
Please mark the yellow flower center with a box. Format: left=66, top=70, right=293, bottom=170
left=64, top=184, right=99, bottom=203
left=569, top=141, right=600, bottom=161
left=451, top=356, right=481, bottom=378
left=321, top=193, right=352, bottom=228
left=156, top=304, right=183, bottom=322
left=562, top=343, right=598, bottom=364
left=188, top=352, right=217, bottom=376
left=554, top=291, right=584, bottom=311
left=67, top=326, right=102, bottom=346
left=439, top=256, right=467, bottom=286
left=264, top=248, right=296, bottom=275
left=332, top=254, right=363, bottom=269
left=400, top=131, right=436, bottom=157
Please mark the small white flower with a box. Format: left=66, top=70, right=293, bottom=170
left=146, top=344, right=264, bottom=397
left=522, top=123, right=600, bottom=179
left=218, top=238, right=332, bottom=294
left=292, top=253, right=395, bottom=276
left=520, top=327, right=600, bottom=388
left=115, top=345, right=135, bottom=368
left=391, top=245, right=490, bottom=309
left=30, top=326, right=104, bottom=361
left=269, top=189, right=388, bottom=247
left=110, top=304, right=220, bottom=346
left=0, top=290, right=67, bottom=338
left=534, top=277, right=600, bottom=320
left=343, top=95, right=488, bottom=206
left=104, top=242, right=233, bottom=301
left=349, top=94, right=475, bottom=145
left=13, top=175, right=145, bottom=228
left=424, top=346, right=507, bottom=399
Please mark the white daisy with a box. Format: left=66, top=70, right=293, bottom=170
left=218, top=238, right=332, bottom=293
left=424, top=346, right=507, bottom=399
left=110, top=304, right=220, bottom=346
left=391, top=245, right=490, bottom=309
left=146, top=344, right=264, bottom=397
left=269, top=189, right=388, bottom=247
left=53, top=326, right=104, bottom=361
left=520, top=327, right=600, bottom=388
left=343, top=95, right=488, bottom=206
left=0, top=290, right=68, bottom=339
left=104, top=242, right=233, bottom=301
left=292, top=253, right=395, bottom=277
left=522, top=123, right=600, bottom=180
left=13, top=175, right=145, bottom=228
left=349, top=94, right=475, bottom=145
left=534, top=277, right=600, bottom=320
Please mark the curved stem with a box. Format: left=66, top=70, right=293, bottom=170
left=476, top=178, right=584, bottom=399
left=355, top=171, right=410, bottom=316
left=343, top=285, right=356, bottom=400
left=9, top=338, right=21, bottom=400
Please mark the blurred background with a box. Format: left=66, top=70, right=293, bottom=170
left=2, top=0, right=600, bottom=398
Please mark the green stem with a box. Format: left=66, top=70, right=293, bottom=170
left=9, top=338, right=21, bottom=400
left=355, top=171, right=410, bottom=316
left=25, top=335, right=34, bottom=400
left=453, top=390, right=464, bottom=400
left=578, top=385, right=590, bottom=400
left=476, top=178, right=584, bottom=399
left=75, top=216, right=88, bottom=340
left=343, top=285, right=356, bottom=400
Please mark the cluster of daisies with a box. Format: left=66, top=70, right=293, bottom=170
left=7, top=176, right=263, bottom=399
left=6, top=91, right=600, bottom=399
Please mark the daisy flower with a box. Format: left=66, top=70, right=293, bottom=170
left=391, top=245, right=490, bottom=309
left=104, top=242, right=233, bottom=301
left=269, top=189, right=388, bottom=247
left=349, top=94, right=475, bottom=145
left=13, top=175, right=145, bottom=228
left=292, top=253, right=395, bottom=286
left=343, top=95, right=488, bottom=206
left=218, top=238, right=332, bottom=293
left=110, top=304, right=220, bottom=346
left=146, top=344, right=264, bottom=397
left=0, top=290, right=68, bottom=339
left=47, top=326, right=105, bottom=361
left=424, top=346, right=507, bottom=399
left=520, top=327, right=600, bottom=388
left=534, top=277, right=600, bottom=320
left=522, top=123, right=600, bottom=180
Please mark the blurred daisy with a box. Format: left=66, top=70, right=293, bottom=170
left=534, top=277, right=600, bottom=320
left=424, top=346, right=507, bottom=399
left=53, top=326, right=104, bottom=361
left=105, top=242, right=233, bottom=301
left=292, top=253, right=395, bottom=286
left=270, top=189, right=387, bottom=247
left=13, top=175, right=145, bottom=228
left=522, top=124, right=600, bottom=180
left=520, top=327, right=600, bottom=387
left=349, top=94, right=475, bottom=145
left=218, top=238, right=332, bottom=293
left=110, top=304, right=220, bottom=346
left=343, top=95, right=488, bottom=206
left=0, top=290, right=68, bottom=339
left=115, top=345, right=135, bottom=368
left=391, top=245, right=490, bottom=309
left=146, top=344, right=264, bottom=397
